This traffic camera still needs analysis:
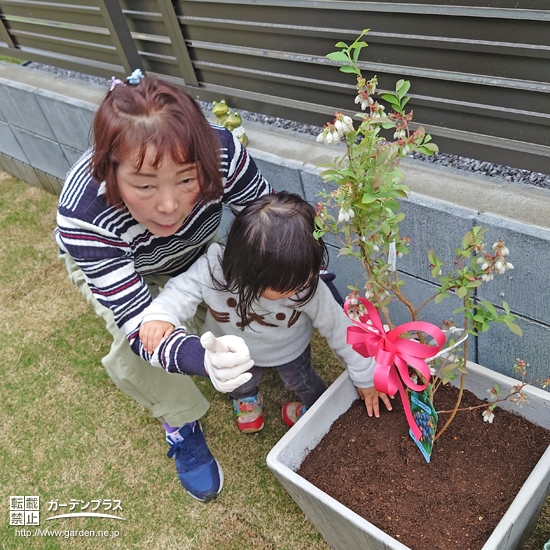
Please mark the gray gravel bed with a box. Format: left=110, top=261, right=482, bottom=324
left=26, top=63, right=550, bottom=190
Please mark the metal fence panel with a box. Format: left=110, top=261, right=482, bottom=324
left=0, top=0, right=548, bottom=173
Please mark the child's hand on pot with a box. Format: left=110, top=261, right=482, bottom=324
left=357, top=387, right=393, bottom=418
left=140, top=320, right=175, bottom=354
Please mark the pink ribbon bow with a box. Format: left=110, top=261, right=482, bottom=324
left=344, top=298, right=446, bottom=440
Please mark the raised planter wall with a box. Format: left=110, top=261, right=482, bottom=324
left=1, top=61, right=549, bottom=385
left=266, top=366, right=550, bottom=550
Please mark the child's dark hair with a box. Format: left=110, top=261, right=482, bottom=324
left=219, top=191, right=329, bottom=327
left=91, top=75, right=223, bottom=207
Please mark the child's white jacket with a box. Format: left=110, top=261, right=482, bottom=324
left=141, top=243, right=375, bottom=388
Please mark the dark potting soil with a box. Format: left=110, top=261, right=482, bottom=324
left=298, top=384, right=550, bottom=550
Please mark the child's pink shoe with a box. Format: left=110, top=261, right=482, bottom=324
left=281, top=402, right=307, bottom=427
left=232, top=393, right=264, bottom=433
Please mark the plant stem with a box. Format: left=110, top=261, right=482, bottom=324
left=391, top=285, right=417, bottom=322
left=437, top=384, right=527, bottom=415
left=434, top=304, right=470, bottom=441
left=434, top=372, right=464, bottom=442
left=414, top=293, right=438, bottom=314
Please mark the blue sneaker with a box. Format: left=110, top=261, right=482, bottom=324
left=166, top=421, right=223, bottom=502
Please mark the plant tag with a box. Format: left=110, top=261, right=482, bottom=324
left=388, top=240, right=397, bottom=271
left=409, top=389, right=438, bottom=463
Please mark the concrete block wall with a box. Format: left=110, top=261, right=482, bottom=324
left=258, top=155, right=550, bottom=382
left=1, top=61, right=549, bottom=385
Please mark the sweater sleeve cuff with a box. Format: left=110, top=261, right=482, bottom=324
left=175, top=334, right=207, bottom=377
left=153, top=329, right=207, bottom=377
left=347, top=357, right=376, bottom=388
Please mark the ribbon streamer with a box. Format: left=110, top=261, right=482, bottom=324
left=345, top=298, right=446, bottom=440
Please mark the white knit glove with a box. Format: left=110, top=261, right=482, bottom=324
left=201, top=332, right=254, bottom=393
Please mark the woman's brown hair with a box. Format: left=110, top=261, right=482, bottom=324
left=91, top=76, right=223, bottom=207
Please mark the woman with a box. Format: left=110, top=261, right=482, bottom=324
left=54, top=70, right=272, bottom=501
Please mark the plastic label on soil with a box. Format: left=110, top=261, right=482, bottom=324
left=409, top=390, right=438, bottom=463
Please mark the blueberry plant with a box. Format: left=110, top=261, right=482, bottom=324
left=314, top=30, right=548, bottom=439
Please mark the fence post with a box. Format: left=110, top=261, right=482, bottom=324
left=96, top=0, right=143, bottom=76
left=0, top=6, right=16, bottom=48
left=156, top=0, right=199, bottom=87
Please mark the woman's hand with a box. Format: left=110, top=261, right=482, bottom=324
left=139, top=321, right=175, bottom=354
left=356, top=386, right=393, bottom=418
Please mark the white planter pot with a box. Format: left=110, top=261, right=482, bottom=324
left=266, top=362, right=550, bottom=550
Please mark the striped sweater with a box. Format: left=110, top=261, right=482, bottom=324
left=55, top=125, right=272, bottom=375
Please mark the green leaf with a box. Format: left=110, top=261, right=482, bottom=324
left=362, top=193, right=377, bottom=204
left=502, top=301, right=511, bottom=314
left=457, top=287, right=468, bottom=298
left=421, top=142, right=439, bottom=153
left=505, top=321, right=523, bottom=337
left=384, top=200, right=400, bottom=211
left=462, top=231, right=473, bottom=249
left=326, top=51, right=350, bottom=62
left=339, top=65, right=357, bottom=74
left=480, top=300, right=497, bottom=317
left=388, top=189, right=408, bottom=199
left=415, top=146, right=437, bottom=156
left=396, top=245, right=409, bottom=255
left=380, top=94, right=401, bottom=108
left=319, top=169, right=340, bottom=177
left=396, top=80, right=411, bottom=98
left=334, top=42, right=349, bottom=48
left=473, top=224, right=483, bottom=237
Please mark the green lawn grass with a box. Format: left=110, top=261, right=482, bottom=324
left=0, top=54, right=24, bottom=64
left=0, top=173, right=548, bottom=549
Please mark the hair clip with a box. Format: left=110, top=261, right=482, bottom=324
left=109, top=77, right=125, bottom=91
left=127, top=69, right=145, bottom=85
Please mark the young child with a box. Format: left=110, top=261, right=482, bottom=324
left=139, top=192, right=392, bottom=433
